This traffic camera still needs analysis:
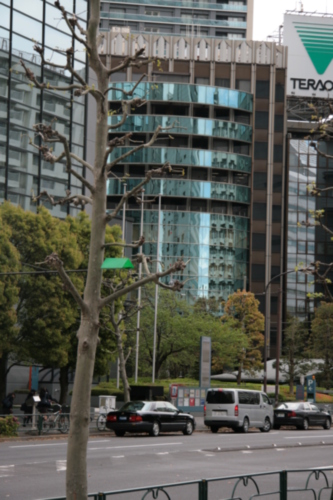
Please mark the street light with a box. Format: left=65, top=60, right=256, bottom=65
left=134, top=189, right=144, bottom=383
left=152, top=194, right=162, bottom=383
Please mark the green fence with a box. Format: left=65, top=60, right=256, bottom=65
left=44, top=468, right=333, bottom=499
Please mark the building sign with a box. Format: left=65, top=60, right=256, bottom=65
left=199, top=336, right=211, bottom=388
left=284, top=14, right=333, bottom=97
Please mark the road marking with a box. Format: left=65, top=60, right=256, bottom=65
left=276, top=449, right=285, bottom=451
left=0, top=465, right=14, bottom=468
left=10, top=443, right=67, bottom=448
left=156, top=452, right=169, bottom=455
left=112, top=455, right=125, bottom=458
left=56, top=460, right=66, bottom=472
left=205, top=454, right=215, bottom=457
left=284, top=435, right=333, bottom=440
left=242, top=451, right=253, bottom=454
left=88, top=442, right=182, bottom=451
left=0, top=465, right=14, bottom=477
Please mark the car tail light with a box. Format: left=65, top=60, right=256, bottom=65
left=234, top=405, right=239, bottom=417
left=107, top=415, right=117, bottom=422
left=287, top=411, right=297, bottom=418
left=204, top=405, right=206, bottom=417
left=129, top=415, right=142, bottom=422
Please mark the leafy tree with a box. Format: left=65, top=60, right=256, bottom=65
left=222, top=290, right=264, bottom=384
left=279, top=316, right=312, bottom=395
left=1, top=203, right=122, bottom=403
left=0, top=213, right=20, bottom=401
left=211, top=317, right=249, bottom=375
left=18, top=2, right=185, bottom=497
left=310, top=302, right=333, bottom=389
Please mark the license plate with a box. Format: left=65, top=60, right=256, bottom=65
left=277, top=413, right=284, bottom=418
left=118, top=416, right=127, bottom=421
left=212, top=410, right=227, bottom=416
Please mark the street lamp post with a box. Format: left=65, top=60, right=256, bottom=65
left=152, top=194, right=162, bottom=383
left=134, top=189, right=144, bottom=383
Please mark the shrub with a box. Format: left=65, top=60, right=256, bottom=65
left=0, top=415, right=20, bottom=437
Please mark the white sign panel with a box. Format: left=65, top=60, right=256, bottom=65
left=284, top=13, right=333, bottom=97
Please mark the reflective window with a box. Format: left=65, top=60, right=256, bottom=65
left=12, top=11, right=42, bottom=43
left=253, top=172, right=267, bottom=190
left=255, top=111, right=268, bottom=129
left=254, top=142, right=267, bottom=160
left=252, top=203, right=266, bottom=220
left=0, top=4, right=10, bottom=29
left=256, top=80, right=269, bottom=99
left=252, top=233, right=265, bottom=251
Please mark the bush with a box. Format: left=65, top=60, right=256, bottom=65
left=0, top=415, right=20, bottom=437
left=267, top=392, right=287, bottom=403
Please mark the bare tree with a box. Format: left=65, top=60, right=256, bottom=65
left=19, top=2, right=187, bottom=498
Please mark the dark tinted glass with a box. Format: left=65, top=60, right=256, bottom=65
left=275, top=115, right=284, bottom=132
left=254, top=142, right=268, bottom=160
left=254, top=172, right=267, bottom=190
left=273, top=205, right=281, bottom=222
left=272, top=235, right=281, bottom=253
left=239, top=391, right=260, bottom=404
left=274, top=144, right=283, bottom=162
left=252, top=233, right=266, bottom=251
left=253, top=203, right=266, bottom=220
left=256, top=80, right=270, bottom=99
left=275, top=84, right=285, bottom=102
left=206, top=390, right=235, bottom=404
left=120, top=401, right=145, bottom=412
left=273, top=174, right=282, bottom=192
left=252, top=264, right=265, bottom=281
left=255, top=111, right=268, bottom=129
left=271, top=266, right=280, bottom=278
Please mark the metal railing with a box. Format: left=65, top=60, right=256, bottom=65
left=42, top=468, right=333, bottom=500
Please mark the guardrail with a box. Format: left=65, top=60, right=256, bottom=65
left=41, top=468, right=333, bottom=500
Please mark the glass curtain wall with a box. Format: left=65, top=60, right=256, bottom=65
left=0, top=0, right=87, bottom=218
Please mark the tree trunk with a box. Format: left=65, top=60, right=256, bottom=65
left=117, top=333, right=131, bottom=403
left=0, top=352, right=8, bottom=401
left=289, top=355, right=294, bottom=395
left=59, top=365, right=69, bottom=405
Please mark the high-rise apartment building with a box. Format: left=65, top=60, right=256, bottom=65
left=99, top=0, right=253, bottom=39
left=0, top=0, right=88, bottom=218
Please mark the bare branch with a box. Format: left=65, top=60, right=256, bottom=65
left=69, top=153, right=94, bottom=173
left=103, top=235, right=145, bottom=249
left=104, top=73, right=147, bottom=96
left=108, top=47, right=148, bottom=76
left=99, top=258, right=187, bottom=310
left=36, top=252, right=87, bottom=312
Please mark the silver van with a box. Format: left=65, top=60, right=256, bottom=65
left=204, top=388, right=273, bottom=433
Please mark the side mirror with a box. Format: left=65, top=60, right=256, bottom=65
left=268, top=399, right=273, bottom=405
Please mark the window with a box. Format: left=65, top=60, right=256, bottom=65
left=271, top=266, right=280, bottom=279
left=236, top=80, right=251, bottom=92
left=206, top=390, right=235, bottom=404
left=254, top=142, right=268, bottom=160
left=274, top=145, right=283, bottom=163
left=253, top=203, right=266, bottom=220
left=253, top=172, right=267, bottom=190
left=256, top=80, right=270, bottom=99
left=252, top=233, right=266, bottom=251
left=255, top=111, right=268, bottom=129
left=275, top=84, right=284, bottom=102
left=251, top=264, right=265, bottom=281
left=273, top=174, right=282, bottom=193
left=272, top=205, right=281, bottom=222
left=272, top=235, right=281, bottom=253
left=215, top=78, right=230, bottom=88
left=275, top=115, right=284, bottom=132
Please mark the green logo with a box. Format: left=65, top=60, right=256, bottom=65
left=294, top=22, right=333, bottom=75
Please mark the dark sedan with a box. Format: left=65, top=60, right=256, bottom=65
left=273, top=402, right=331, bottom=430
left=106, top=400, right=196, bottom=437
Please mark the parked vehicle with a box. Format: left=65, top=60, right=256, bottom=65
left=273, top=402, right=332, bottom=430
left=106, top=400, right=196, bottom=437
left=204, top=388, right=273, bottom=433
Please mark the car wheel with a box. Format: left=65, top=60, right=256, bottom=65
left=302, top=418, right=309, bottom=430
left=149, top=421, right=160, bottom=437
left=183, top=420, right=194, bottom=436
left=241, top=417, right=249, bottom=433
left=259, top=417, right=271, bottom=433
left=323, top=418, right=331, bottom=430
left=114, top=430, right=125, bottom=437
left=273, top=425, right=280, bottom=430
left=211, top=426, right=219, bottom=433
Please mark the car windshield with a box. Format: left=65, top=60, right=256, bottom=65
left=119, top=401, right=147, bottom=412
left=277, top=403, right=301, bottom=410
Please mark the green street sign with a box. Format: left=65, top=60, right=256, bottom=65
left=294, top=22, right=333, bottom=75
left=101, top=258, right=134, bottom=269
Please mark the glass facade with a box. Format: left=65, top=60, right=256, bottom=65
left=286, top=138, right=333, bottom=320
left=107, top=82, right=252, bottom=303
left=108, top=82, right=253, bottom=112
left=0, top=0, right=87, bottom=218
left=108, top=115, right=252, bottom=142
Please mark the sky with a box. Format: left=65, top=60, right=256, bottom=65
left=253, top=0, right=332, bottom=41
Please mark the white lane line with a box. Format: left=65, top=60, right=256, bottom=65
left=10, top=443, right=67, bottom=448
left=0, top=465, right=14, bottom=468
left=0, top=465, right=14, bottom=477
left=112, top=455, right=125, bottom=458
left=88, top=441, right=182, bottom=451
left=205, top=454, right=215, bottom=457
left=56, top=460, right=67, bottom=472
left=276, top=449, right=285, bottom=451
left=284, top=435, right=333, bottom=440
left=241, top=451, right=253, bottom=454
left=156, top=452, right=169, bottom=455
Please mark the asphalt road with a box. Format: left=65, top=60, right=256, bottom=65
left=1, top=426, right=333, bottom=499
